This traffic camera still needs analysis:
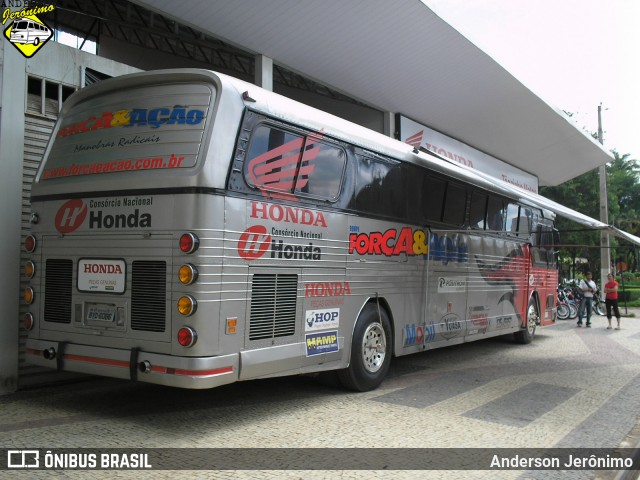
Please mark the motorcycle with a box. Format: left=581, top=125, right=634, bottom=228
left=556, top=287, right=576, bottom=320
left=571, top=286, right=605, bottom=318
left=592, top=288, right=605, bottom=316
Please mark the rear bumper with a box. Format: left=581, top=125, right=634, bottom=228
left=26, top=339, right=239, bottom=389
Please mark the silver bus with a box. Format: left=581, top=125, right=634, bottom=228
left=24, top=69, right=558, bottom=391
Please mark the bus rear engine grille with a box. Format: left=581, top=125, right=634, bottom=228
left=44, top=259, right=73, bottom=324
left=249, top=273, right=297, bottom=341
left=131, top=261, right=167, bottom=332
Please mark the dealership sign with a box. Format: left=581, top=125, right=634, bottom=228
left=397, top=115, right=538, bottom=193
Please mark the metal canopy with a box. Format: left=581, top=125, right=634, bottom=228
left=132, top=0, right=612, bottom=187
left=453, top=160, right=640, bottom=247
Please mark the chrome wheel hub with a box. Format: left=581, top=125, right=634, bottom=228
left=362, top=322, right=386, bottom=373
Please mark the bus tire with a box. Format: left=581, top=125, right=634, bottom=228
left=34, top=38, right=40, bottom=46
left=515, top=298, right=538, bottom=344
left=337, top=303, right=392, bottom=392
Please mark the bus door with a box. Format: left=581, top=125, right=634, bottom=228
left=425, top=229, right=469, bottom=347
left=530, top=225, right=559, bottom=325
left=467, top=234, right=520, bottom=337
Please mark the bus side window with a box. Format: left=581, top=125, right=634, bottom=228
left=294, top=141, right=346, bottom=201
left=354, top=156, right=381, bottom=215
left=532, top=224, right=555, bottom=265
left=518, top=207, right=533, bottom=237
left=505, top=203, right=519, bottom=235
left=422, top=175, right=446, bottom=223
left=244, top=125, right=303, bottom=194
left=532, top=225, right=543, bottom=264
left=404, top=164, right=422, bottom=224
left=487, top=196, right=505, bottom=232
left=354, top=155, right=404, bottom=219
left=540, top=226, right=553, bottom=263
left=469, top=191, right=487, bottom=229
left=380, top=163, right=406, bottom=219
left=442, top=182, right=467, bottom=226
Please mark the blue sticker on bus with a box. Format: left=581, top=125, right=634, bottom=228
left=305, top=331, right=339, bottom=356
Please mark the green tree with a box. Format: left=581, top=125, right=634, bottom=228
left=608, top=151, right=640, bottom=272
left=540, top=150, right=640, bottom=278
left=540, top=169, right=600, bottom=279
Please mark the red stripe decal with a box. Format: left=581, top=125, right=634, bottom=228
left=174, top=366, right=234, bottom=377
left=149, top=364, right=232, bottom=376
left=61, top=353, right=233, bottom=378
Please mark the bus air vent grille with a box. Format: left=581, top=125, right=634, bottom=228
left=131, top=261, right=167, bottom=332
left=44, top=259, right=73, bottom=324
left=249, top=273, right=297, bottom=341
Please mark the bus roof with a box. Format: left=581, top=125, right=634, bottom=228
left=44, top=68, right=640, bottom=247
left=224, top=70, right=640, bottom=246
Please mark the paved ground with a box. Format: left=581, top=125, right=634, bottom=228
left=1, top=311, right=639, bottom=479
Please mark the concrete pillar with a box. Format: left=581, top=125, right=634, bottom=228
left=255, top=54, right=273, bottom=92
left=383, top=111, right=395, bottom=139
left=0, top=42, right=26, bottom=394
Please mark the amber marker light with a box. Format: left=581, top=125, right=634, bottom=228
left=178, top=264, right=198, bottom=285
left=25, top=261, right=35, bottom=278
left=177, top=326, right=197, bottom=347
left=179, top=233, right=199, bottom=254
left=24, top=287, right=34, bottom=304
left=226, top=317, right=237, bottom=335
left=177, top=295, right=197, bottom=316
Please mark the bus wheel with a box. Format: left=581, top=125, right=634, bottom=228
left=338, top=303, right=392, bottom=392
left=34, top=38, right=40, bottom=46
left=515, top=298, right=538, bottom=344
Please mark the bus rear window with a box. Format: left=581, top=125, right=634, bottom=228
left=40, top=83, right=213, bottom=181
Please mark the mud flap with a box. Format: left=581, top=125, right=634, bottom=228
left=129, top=348, right=139, bottom=382
left=56, top=342, right=67, bottom=371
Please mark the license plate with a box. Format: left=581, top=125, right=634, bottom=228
left=77, top=258, right=126, bottom=293
left=86, top=304, right=116, bottom=322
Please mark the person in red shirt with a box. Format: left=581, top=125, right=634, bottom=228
left=604, top=273, right=621, bottom=330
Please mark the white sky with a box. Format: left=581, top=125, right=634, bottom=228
left=56, top=31, right=97, bottom=54
left=424, top=0, right=640, bottom=161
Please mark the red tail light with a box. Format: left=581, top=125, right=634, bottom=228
left=177, top=327, right=197, bottom=347
left=23, top=313, right=34, bottom=331
left=25, top=235, right=36, bottom=253
left=179, top=233, right=199, bottom=254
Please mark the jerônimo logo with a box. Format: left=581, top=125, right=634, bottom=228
left=2, top=2, right=55, bottom=58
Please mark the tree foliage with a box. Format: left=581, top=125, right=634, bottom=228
left=607, top=152, right=640, bottom=272
left=608, top=152, right=640, bottom=234
left=540, top=150, right=640, bottom=277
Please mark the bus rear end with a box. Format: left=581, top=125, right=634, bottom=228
left=24, top=69, right=242, bottom=388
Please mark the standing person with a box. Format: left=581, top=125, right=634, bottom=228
left=604, top=273, right=622, bottom=330
left=577, top=271, right=597, bottom=327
